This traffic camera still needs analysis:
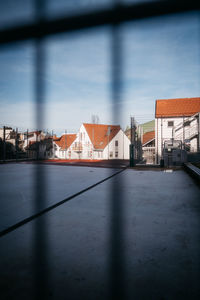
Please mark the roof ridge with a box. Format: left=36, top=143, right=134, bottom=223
left=156, top=97, right=200, bottom=101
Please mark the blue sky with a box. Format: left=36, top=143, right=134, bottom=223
left=0, top=8, right=199, bottom=135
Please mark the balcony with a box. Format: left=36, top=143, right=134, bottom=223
left=72, top=143, right=83, bottom=152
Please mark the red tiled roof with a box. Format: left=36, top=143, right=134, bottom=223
left=142, top=131, right=155, bottom=146
left=155, top=97, right=200, bottom=117
left=54, top=134, right=76, bottom=150
left=83, top=123, right=120, bottom=150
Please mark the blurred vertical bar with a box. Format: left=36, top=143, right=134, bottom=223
left=110, top=1, right=125, bottom=299
left=34, top=0, right=48, bottom=299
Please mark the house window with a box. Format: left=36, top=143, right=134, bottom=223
left=115, top=140, right=118, bottom=147
left=168, top=121, right=174, bottom=127
left=109, top=151, right=113, bottom=158
left=115, top=151, right=118, bottom=158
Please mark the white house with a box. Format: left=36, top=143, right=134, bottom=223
left=53, top=134, right=77, bottom=159
left=53, top=123, right=130, bottom=160
left=155, top=97, right=200, bottom=164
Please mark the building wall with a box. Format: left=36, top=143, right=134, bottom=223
left=78, top=125, right=130, bottom=160
left=103, top=130, right=130, bottom=160
left=155, top=116, right=199, bottom=163
left=155, top=117, right=184, bottom=163
left=0, top=128, right=12, bottom=140
left=53, top=126, right=130, bottom=160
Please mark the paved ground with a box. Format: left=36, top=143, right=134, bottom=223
left=0, top=163, right=118, bottom=231
left=0, top=164, right=200, bottom=300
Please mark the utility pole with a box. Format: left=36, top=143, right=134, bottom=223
left=15, top=127, right=18, bottom=161
left=65, top=130, right=67, bottom=160
left=130, top=117, right=136, bottom=167
left=26, top=129, right=29, bottom=159
left=92, top=127, right=94, bottom=160
left=107, top=126, right=110, bottom=160
left=52, top=130, right=54, bottom=159
left=3, top=126, right=6, bottom=162
left=36, top=130, right=39, bottom=160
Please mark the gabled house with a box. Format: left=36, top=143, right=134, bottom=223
left=75, top=123, right=130, bottom=160
left=53, top=123, right=130, bottom=160
left=155, top=97, right=200, bottom=164
left=53, top=134, right=77, bottom=159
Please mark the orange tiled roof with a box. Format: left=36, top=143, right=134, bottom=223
left=155, top=97, right=200, bottom=117
left=142, top=131, right=155, bottom=146
left=54, top=134, right=76, bottom=150
left=83, top=123, right=120, bottom=150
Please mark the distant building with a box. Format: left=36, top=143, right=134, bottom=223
left=26, top=138, right=53, bottom=159
left=125, top=120, right=155, bottom=163
left=53, top=123, right=130, bottom=160
left=155, top=97, right=200, bottom=164
left=23, top=130, right=46, bottom=149
left=0, top=127, right=12, bottom=140
left=53, top=134, right=77, bottom=159
left=142, top=130, right=155, bottom=164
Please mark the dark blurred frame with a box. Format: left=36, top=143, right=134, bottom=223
left=0, top=1, right=199, bottom=299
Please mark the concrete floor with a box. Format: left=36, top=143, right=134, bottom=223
left=0, top=163, right=116, bottom=231
left=0, top=164, right=200, bottom=299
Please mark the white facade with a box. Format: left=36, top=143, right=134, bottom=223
left=155, top=114, right=200, bottom=163
left=102, top=129, right=130, bottom=160
left=53, top=124, right=130, bottom=160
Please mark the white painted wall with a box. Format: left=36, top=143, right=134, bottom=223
left=155, top=116, right=199, bottom=163
left=155, top=117, right=184, bottom=163
left=53, top=125, right=130, bottom=160
left=103, top=129, right=130, bottom=159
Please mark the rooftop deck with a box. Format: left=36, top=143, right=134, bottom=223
left=0, top=164, right=200, bottom=299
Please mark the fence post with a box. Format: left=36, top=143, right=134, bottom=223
left=130, top=144, right=134, bottom=167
